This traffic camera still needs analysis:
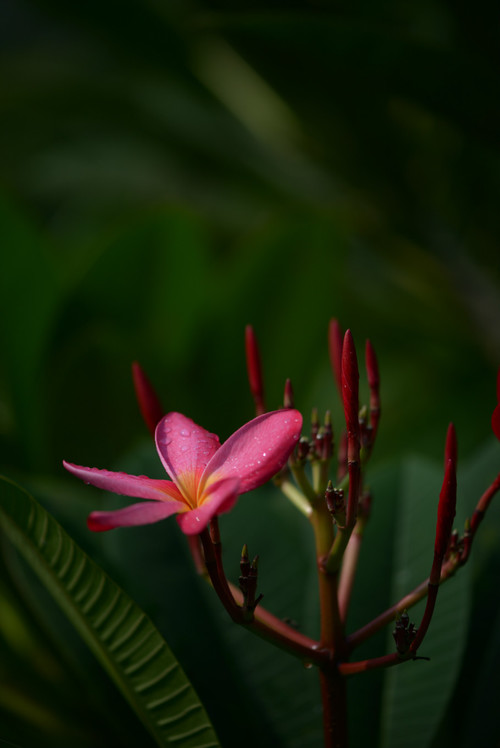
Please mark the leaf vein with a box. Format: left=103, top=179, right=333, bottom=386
left=117, top=630, right=159, bottom=666
left=157, top=703, right=202, bottom=727
left=167, top=723, right=212, bottom=742
left=36, top=510, right=49, bottom=549
left=56, top=542, right=74, bottom=580
left=65, top=556, right=87, bottom=592
left=92, top=588, right=122, bottom=630
left=48, top=526, right=63, bottom=568
left=81, top=574, right=106, bottom=614
left=135, top=665, right=183, bottom=694
left=109, top=613, right=146, bottom=653
left=100, top=600, right=133, bottom=643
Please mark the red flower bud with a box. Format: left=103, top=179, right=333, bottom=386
left=342, top=330, right=360, bottom=440
left=444, top=423, right=457, bottom=470
left=433, top=457, right=457, bottom=580
left=283, top=378, right=294, bottom=409
left=444, top=423, right=458, bottom=470
left=132, top=362, right=164, bottom=437
left=245, top=325, right=266, bottom=415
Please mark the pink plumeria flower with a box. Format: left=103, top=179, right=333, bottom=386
left=63, top=410, right=302, bottom=535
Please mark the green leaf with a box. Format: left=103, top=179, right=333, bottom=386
left=0, top=476, right=220, bottom=748
left=380, top=457, right=470, bottom=748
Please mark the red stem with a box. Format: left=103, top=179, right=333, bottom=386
left=342, top=583, right=439, bottom=675
left=319, top=669, right=349, bottom=747
left=461, top=472, right=500, bottom=563
left=338, top=527, right=364, bottom=621
left=199, top=526, right=325, bottom=664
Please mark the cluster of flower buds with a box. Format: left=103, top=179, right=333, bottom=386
left=127, top=321, right=500, bottom=680
left=330, top=321, right=380, bottom=467
left=392, top=610, right=417, bottom=655
left=290, top=409, right=334, bottom=466
left=325, top=481, right=346, bottom=527
left=239, top=544, right=262, bottom=614
left=245, top=320, right=380, bottom=510
left=60, top=308, right=500, bottom=748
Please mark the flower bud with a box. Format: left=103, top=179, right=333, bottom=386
left=245, top=325, right=266, bottom=415
left=132, top=362, right=164, bottom=437
left=283, top=378, right=294, bottom=409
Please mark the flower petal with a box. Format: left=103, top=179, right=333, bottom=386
left=155, top=413, right=220, bottom=501
left=176, top=477, right=240, bottom=535
left=202, top=409, right=302, bottom=494
left=88, top=500, right=183, bottom=532
left=63, top=461, right=184, bottom=503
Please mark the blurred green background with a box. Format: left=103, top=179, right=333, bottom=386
left=1, top=1, right=500, bottom=746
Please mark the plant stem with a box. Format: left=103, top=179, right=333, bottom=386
left=310, top=505, right=349, bottom=747
left=346, top=560, right=457, bottom=653
left=461, top=472, right=500, bottom=563
left=227, top=581, right=322, bottom=660
left=311, top=508, right=341, bottom=649
left=199, top=526, right=326, bottom=665
left=319, top=668, right=349, bottom=748
left=279, top=477, right=313, bottom=516
left=347, top=471, right=500, bottom=652
left=338, top=523, right=364, bottom=621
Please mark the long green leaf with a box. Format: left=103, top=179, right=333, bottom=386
left=380, top=457, right=470, bottom=748
left=0, top=476, right=220, bottom=748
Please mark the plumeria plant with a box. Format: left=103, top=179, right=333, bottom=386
left=56, top=320, right=500, bottom=748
